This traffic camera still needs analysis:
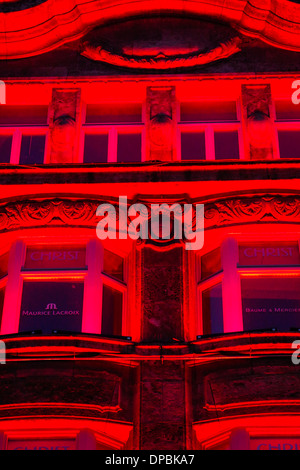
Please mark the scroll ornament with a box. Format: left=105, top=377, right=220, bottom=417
left=80, top=37, right=243, bottom=70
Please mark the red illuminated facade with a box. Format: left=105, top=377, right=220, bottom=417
left=1, top=0, right=300, bottom=451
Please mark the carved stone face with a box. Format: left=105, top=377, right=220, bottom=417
left=149, top=114, right=173, bottom=149
left=248, top=110, right=273, bottom=149
left=51, top=115, right=76, bottom=153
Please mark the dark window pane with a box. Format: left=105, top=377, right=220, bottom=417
left=101, top=285, right=123, bottom=336
left=242, top=277, right=300, bottom=332
left=24, top=246, right=86, bottom=270
left=239, top=242, right=300, bottom=267
left=0, top=106, right=48, bottom=126
left=86, top=104, right=142, bottom=124
left=181, top=132, right=205, bottom=160
left=0, top=135, right=12, bottom=163
left=215, top=131, right=240, bottom=160
left=103, top=250, right=124, bottom=281
left=0, top=252, right=9, bottom=279
left=84, top=134, right=108, bottom=163
left=275, top=100, right=300, bottom=120
left=181, top=101, right=237, bottom=122
left=117, top=133, right=141, bottom=163
left=19, top=135, right=45, bottom=164
left=278, top=131, right=300, bottom=158
left=202, top=284, right=224, bottom=336
left=19, top=281, right=84, bottom=334
left=201, top=249, right=222, bottom=281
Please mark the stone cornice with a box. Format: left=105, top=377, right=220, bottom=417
left=1, top=195, right=300, bottom=234
left=0, top=0, right=300, bottom=59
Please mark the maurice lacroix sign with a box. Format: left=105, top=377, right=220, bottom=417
left=19, top=282, right=84, bottom=334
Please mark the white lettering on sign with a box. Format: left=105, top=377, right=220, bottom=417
left=22, top=310, right=80, bottom=316
left=243, top=247, right=294, bottom=258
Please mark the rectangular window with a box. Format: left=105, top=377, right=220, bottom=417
left=201, top=249, right=222, bottom=281
left=86, top=103, right=142, bottom=124
left=19, top=281, right=84, bottom=334
left=83, top=103, right=144, bottom=163
left=101, top=285, right=123, bottom=337
left=278, top=130, right=300, bottom=159
left=0, top=106, right=48, bottom=126
left=83, top=134, right=109, bottom=163
left=0, top=135, right=12, bottom=163
left=202, top=284, right=224, bottom=336
left=0, top=106, right=48, bottom=164
left=275, top=100, right=300, bottom=121
left=181, top=132, right=206, bottom=161
left=117, top=133, right=142, bottom=163
left=241, top=277, right=300, bottom=332
left=180, top=101, right=237, bottom=122
left=103, top=250, right=124, bottom=282
left=0, top=252, right=9, bottom=279
left=19, top=135, right=46, bottom=164
left=0, top=287, right=5, bottom=330
left=179, top=101, right=241, bottom=161
left=214, top=131, right=240, bottom=160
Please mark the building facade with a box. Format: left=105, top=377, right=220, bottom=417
left=0, top=0, right=299, bottom=450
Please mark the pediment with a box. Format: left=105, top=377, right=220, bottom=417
left=0, top=0, right=300, bottom=61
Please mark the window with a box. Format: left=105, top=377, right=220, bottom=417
left=0, top=241, right=127, bottom=337
left=179, top=101, right=242, bottom=161
left=198, top=239, right=300, bottom=336
left=82, top=103, right=144, bottom=163
left=0, top=106, right=49, bottom=164
left=275, top=100, right=300, bottom=159
left=0, top=251, right=8, bottom=331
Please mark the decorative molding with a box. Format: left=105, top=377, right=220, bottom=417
left=1, top=195, right=300, bottom=236
left=80, top=37, right=242, bottom=70
left=204, top=195, right=300, bottom=230
left=0, top=0, right=300, bottom=59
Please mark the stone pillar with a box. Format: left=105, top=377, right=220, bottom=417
left=48, top=89, right=81, bottom=164
left=241, top=84, right=275, bottom=160
left=142, top=247, right=183, bottom=342
left=146, top=87, right=177, bottom=162
left=140, top=361, right=185, bottom=450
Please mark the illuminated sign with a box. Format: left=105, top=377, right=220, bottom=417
left=251, top=438, right=300, bottom=451
left=239, top=243, right=300, bottom=267
left=242, top=277, right=300, bottom=331
left=7, top=439, right=76, bottom=451
left=24, top=247, right=86, bottom=270
left=19, top=282, right=84, bottom=334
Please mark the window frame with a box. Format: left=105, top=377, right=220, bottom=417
left=197, top=237, right=300, bottom=336
left=79, top=102, right=146, bottom=164
left=0, top=239, right=128, bottom=337
left=0, top=126, right=49, bottom=165
left=177, top=99, right=245, bottom=161
left=272, top=98, right=300, bottom=159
